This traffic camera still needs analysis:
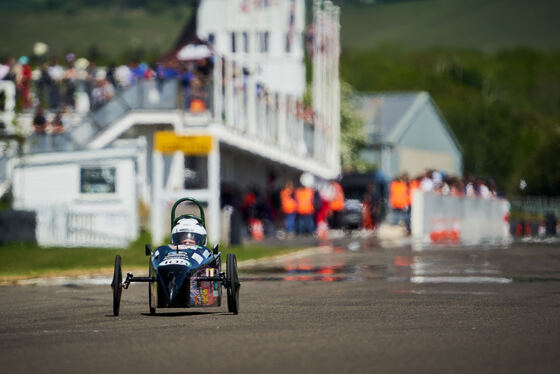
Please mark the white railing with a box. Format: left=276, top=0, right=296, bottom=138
left=212, top=57, right=335, bottom=169
left=36, top=207, right=136, bottom=248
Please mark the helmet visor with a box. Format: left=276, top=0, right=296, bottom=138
left=172, top=232, right=206, bottom=246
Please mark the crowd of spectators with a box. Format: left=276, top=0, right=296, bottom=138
left=0, top=54, right=214, bottom=133
left=219, top=169, right=503, bottom=242
left=221, top=174, right=346, bottom=242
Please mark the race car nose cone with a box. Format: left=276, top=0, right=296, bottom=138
left=159, top=265, right=190, bottom=306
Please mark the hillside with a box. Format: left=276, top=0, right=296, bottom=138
left=1, top=0, right=560, bottom=62
left=0, top=6, right=190, bottom=62
left=339, top=0, right=560, bottom=51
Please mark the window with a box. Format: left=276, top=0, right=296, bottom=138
left=242, top=32, right=249, bottom=53
left=285, top=32, right=292, bottom=53
left=80, top=166, right=116, bottom=194
left=207, top=33, right=215, bottom=46
left=263, top=31, right=269, bottom=53
left=231, top=32, right=237, bottom=53
left=258, top=31, right=270, bottom=53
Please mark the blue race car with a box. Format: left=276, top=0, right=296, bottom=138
left=111, top=197, right=240, bottom=316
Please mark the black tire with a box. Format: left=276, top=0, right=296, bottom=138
left=111, top=255, right=123, bottom=316
left=148, top=259, right=156, bottom=315
left=226, top=253, right=240, bottom=315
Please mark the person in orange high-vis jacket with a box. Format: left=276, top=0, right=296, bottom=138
left=328, top=180, right=345, bottom=229
left=389, top=174, right=411, bottom=233
left=408, top=176, right=421, bottom=208
left=280, top=180, right=297, bottom=236
left=295, top=184, right=315, bottom=235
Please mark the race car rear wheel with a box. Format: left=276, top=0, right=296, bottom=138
left=226, top=253, right=240, bottom=315
left=111, top=255, right=123, bottom=316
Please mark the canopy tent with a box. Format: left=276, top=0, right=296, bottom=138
left=158, top=1, right=213, bottom=64
left=176, top=43, right=213, bottom=61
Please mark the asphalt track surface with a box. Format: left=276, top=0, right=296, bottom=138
left=1, top=238, right=560, bottom=374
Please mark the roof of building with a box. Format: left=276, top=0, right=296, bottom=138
left=356, top=91, right=462, bottom=152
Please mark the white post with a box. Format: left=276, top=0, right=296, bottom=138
left=278, top=93, right=287, bottom=148
left=247, top=69, right=257, bottom=136
left=166, top=151, right=185, bottom=190
left=207, top=137, right=221, bottom=245
left=151, top=150, right=165, bottom=246
left=312, top=0, right=324, bottom=161
left=331, top=5, right=341, bottom=173
left=213, top=56, right=223, bottom=122
left=225, top=59, right=234, bottom=127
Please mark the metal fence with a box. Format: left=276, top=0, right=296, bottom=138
left=509, top=196, right=560, bottom=219
left=36, top=207, right=135, bottom=248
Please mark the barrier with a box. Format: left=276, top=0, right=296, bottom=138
left=411, top=191, right=510, bottom=245
left=0, top=210, right=37, bottom=244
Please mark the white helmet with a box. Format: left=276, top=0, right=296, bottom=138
left=171, top=218, right=207, bottom=246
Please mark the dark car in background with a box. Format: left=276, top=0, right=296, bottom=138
left=339, top=171, right=388, bottom=230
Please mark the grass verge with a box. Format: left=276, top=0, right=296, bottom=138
left=0, top=231, right=303, bottom=279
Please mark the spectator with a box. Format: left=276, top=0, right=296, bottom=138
left=115, top=63, right=132, bottom=88
left=464, top=175, right=475, bottom=197
left=51, top=109, right=68, bottom=134
left=389, top=174, right=410, bottom=232
left=280, top=180, right=297, bottom=238
left=37, top=63, right=53, bottom=106
left=420, top=170, right=434, bottom=192
left=1, top=58, right=16, bottom=82
left=0, top=58, right=10, bottom=80
left=63, top=57, right=78, bottom=108
left=408, top=175, right=421, bottom=205
left=91, top=72, right=114, bottom=110
left=106, top=63, right=117, bottom=88
left=18, top=56, right=33, bottom=108
left=47, top=58, right=63, bottom=109
left=476, top=178, right=492, bottom=199
left=33, top=107, right=49, bottom=133
left=295, top=173, right=316, bottom=235
left=315, top=187, right=331, bottom=238
left=450, top=177, right=464, bottom=197
left=327, top=179, right=344, bottom=230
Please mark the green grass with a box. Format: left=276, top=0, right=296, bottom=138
left=0, top=6, right=190, bottom=62
left=0, top=231, right=302, bottom=278
left=340, top=0, right=560, bottom=51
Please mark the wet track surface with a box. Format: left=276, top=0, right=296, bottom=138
left=1, top=237, right=560, bottom=373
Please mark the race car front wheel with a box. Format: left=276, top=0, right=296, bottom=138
left=111, top=255, right=123, bottom=316
left=226, top=253, right=240, bottom=315
left=148, top=259, right=156, bottom=315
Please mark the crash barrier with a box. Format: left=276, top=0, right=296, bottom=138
left=0, top=210, right=37, bottom=244
left=411, top=191, right=510, bottom=244
left=36, top=207, right=135, bottom=248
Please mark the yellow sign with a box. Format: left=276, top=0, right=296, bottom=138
left=154, top=132, right=213, bottom=155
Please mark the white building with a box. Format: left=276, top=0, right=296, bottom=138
left=198, top=0, right=306, bottom=96
left=11, top=141, right=146, bottom=247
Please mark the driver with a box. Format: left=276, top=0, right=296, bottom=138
left=171, top=218, right=207, bottom=246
